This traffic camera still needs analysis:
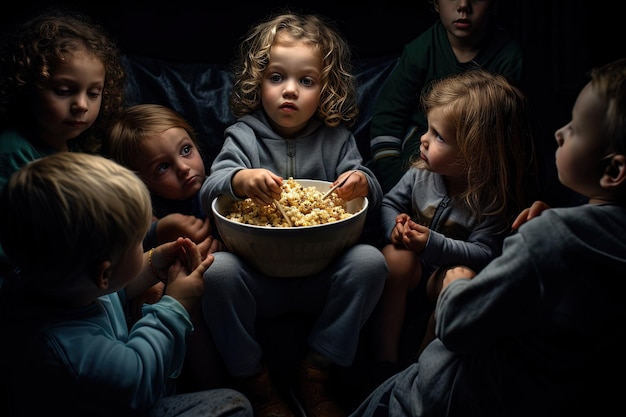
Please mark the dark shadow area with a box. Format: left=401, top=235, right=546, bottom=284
left=1, top=0, right=623, bottom=413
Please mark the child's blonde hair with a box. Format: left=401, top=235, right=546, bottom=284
left=104, top=103, right=200, bottom=172
left=0, top=8, right=125, bottom=153
left=590, top=58, right=626, bottom=159
left=0, top=152, right=151, bottom=285
left=417, top=68, right=537, bottom=221
left=229, top=11, right=358, bottom=127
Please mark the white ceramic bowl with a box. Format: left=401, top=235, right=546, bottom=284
left=211, top=179, right=368, bottom=277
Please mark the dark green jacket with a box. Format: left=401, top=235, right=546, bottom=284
left=370, top=20, right=523, bottom=192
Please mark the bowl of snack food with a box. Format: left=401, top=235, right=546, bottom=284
left=211, top=178, right=368, bottom=277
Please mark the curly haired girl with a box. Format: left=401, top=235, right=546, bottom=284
left=0, top=7, right=126, bottom=277
left=0, top=7, right=125, bottom=173
left=200, top=11, right=387, bottom=417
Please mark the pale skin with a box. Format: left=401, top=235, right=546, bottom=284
left=512, top=81, right=626, bottom=229
left=417, top=78, right=626, bottom=356
left=124, top=237, right=214, bottom=314
left=32, top=48, right=105, bottom=151
left=231, top=32, right=368, bottom=208
left=444, top=79, right=626, bottom=297
left=52, top=236, right=214, bottom=312
left=435, top=0, right=495, bottom=64
left=373, top=105, right=468, bottom=363
left=135, top=127, right=220, bottom=253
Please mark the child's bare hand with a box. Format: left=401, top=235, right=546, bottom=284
left=151, top=238, right=187, bottom=277
left=196, top=235, right=225, bottom=259
left=402, top=219, right=429, bottom=253
left=206, top=235, right=225, bottom=254
left=333, top=170, right=368, bottom=201
left=164, top=238, right=214, bottom=313
left=442, top=265, right=476, bottom=290
left=233, top=168, right=283, bottom=207
left=156, top=213, right=211, bottom=244
left=389, top=213, right=411, bottom=245
left=511, top=200, right=550, bottom=230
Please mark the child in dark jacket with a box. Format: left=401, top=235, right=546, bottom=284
left=350, top=57, right=626, bottom=417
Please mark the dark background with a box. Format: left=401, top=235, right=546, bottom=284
left=2, top=0, right=623, bottom=205
left=2, top=1, right=618, bottom=67
left=2, top=1, right=620, bottom=121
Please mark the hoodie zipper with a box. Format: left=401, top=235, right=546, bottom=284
left=286, top=138, right=296, bottom=178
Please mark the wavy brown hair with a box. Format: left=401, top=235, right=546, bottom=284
left=230, top=11, right=358, bottom=128
left=104, top=103, right=199, bottom=173
left=416, top=68, right=538, bottom=223
left=0, top=8, right=125, bottom=153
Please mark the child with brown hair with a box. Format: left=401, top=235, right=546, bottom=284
left=370, top=68, right=538, bottom=365
left=351, top=57, right=626, bottom=417
left=0, top=7, right=126, bottom=277
left=370, top=0, right=523, bottom=192
left=104, top=103, right=225, bottom=387
left=105, top=103, right=220, bottom=255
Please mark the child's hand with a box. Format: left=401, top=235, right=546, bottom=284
left=442, top=265, right=476, bottom=291
left=163, top=237, right=214, bottom=313
left=156, top=213, right=211, bottom=245
left=126, top=238, right=191, bottom=303
left=206, top=235, right=225, bottom=254
left=511, top=200, right=550, bottom=230
left=389, top=213, right=411, bottom=245
left=233, top=168, right=283, bottom=207
left=196, top=235, right=226, bottom=259
left=333, top=170, right=368, bottom=201
left=402, top=219, right=429, bottom=253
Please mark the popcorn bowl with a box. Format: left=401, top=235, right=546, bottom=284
left=211, top=179, right=368, bottom=277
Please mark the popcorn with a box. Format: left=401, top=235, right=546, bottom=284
left=225, top=177, right=354, bottom=227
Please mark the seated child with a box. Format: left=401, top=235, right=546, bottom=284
left=369, top=68, right=537, bottom=366
left=104, top=102, right=227, bottom=388
left=0, top=152, right=252, bottom=417
left=349, top=57, right=626, bottom=417
left=104, top=103, right=221, bottom=253
left=0, top=8, right=126, bottom=279
left=200, top=11, right=387, bottom=417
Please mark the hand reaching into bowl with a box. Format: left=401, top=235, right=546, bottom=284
left=232, top=168, right=284, bottom=207
left=329, top=170, right=368, bottom=202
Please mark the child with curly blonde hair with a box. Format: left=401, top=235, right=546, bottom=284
left=200, top=11, right=387, bottom=417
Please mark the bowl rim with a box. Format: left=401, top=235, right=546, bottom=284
left=211, top=179, right=368, bottom=230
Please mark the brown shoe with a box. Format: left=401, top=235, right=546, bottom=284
left=238, top=365, right=295, bottom=417
left=292, top=360, right=345, bottom=417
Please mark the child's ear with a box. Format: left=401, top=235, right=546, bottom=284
left=600, top=154, right=626, bottom=188
left=95, top=261, right=112, bottom=290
